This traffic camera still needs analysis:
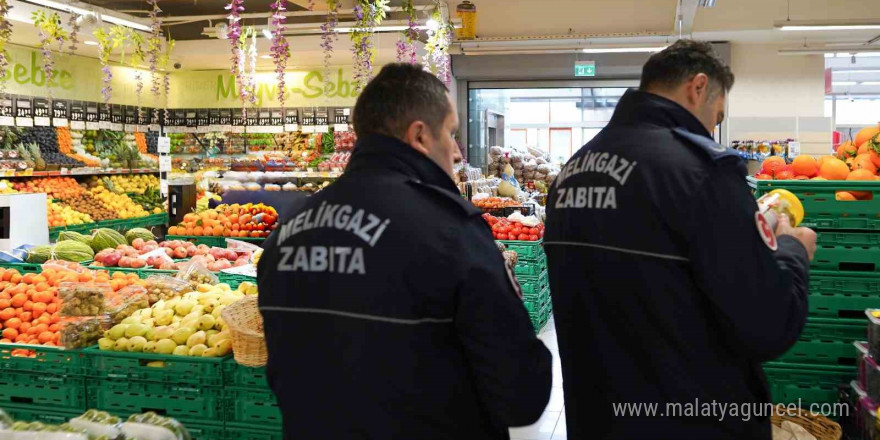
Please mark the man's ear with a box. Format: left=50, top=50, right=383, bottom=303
left=404, top=120, right=430, bottom=155
left=688, top=73, right=710, bottom=105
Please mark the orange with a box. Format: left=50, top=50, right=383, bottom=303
left=819, top=158, right=850, bottom=180
left=847, top=169, right=877, bottom=199
left=852, top=154, right=878, bottom=174
left=18, top=322, right=30, bottom=334
left=213, top=225, right=224, bottom=236
left=791, top=155, right=819, bottom=177
left=31, top=303, right=46, bottom=319
left=21, top=274, right=34, bottom=285
left=836, top=191, right=857, bottom=201
left=0, top=299, right=9, bottom=310
left=10, top=294, right=27, bottom=308
left=2, top=328, right=17, bottom=340
left=38, top=331, right=54, bottom=343
left=9, top=274, right=21, bottom=284
left=836, top=141, right=858, bottom=160
left=193, top=226, right=204, bottom=236
left=4, top=317, right=20, bottom=329
left=855, top=125, right=880, bottom=147
left=168, top=226, right=179, bottom=235
left=818, top=155, right=838, bottom=169
left=775, top=170, right=795, bottom=180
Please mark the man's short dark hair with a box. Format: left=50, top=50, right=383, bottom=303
left=353, top=63, right=451, bottom=140
left=639, top=40, right=734, bottom=96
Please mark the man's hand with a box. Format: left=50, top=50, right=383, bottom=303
left=775, top=214, right=817, bottom=261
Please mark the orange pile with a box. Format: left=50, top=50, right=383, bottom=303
left=12, top=177, right=85, bottom=200
left=167, top=203, right=278, bottom=238
left=135, top=132, right=148, bottom=154
left=56, top=127, right=72, bottom=154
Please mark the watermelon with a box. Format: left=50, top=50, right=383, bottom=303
left=58, top=231, right=93, bottom=247
left=125, top=228, right=155, bottom=244
left=26, top=245, right=53, bottom=263
left=53, top=240, right=95, bottom=263
left=91, top=228, right=127, bottom=252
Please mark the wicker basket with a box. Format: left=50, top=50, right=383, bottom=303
left=770, top=404, right=842, bottom=440
left=221, top=295, right=267, bottom=367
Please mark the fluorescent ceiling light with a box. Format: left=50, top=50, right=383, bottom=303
left=259, top=55, right=272, bottom=59
left=832, top=81, right=857, bottom=86
left=20, top=0, right=150, bottom=31
left=698, top=0, right=716, bottom=7
left=581, top=46, right=667, bottom=54
left=782, top=25, right=880, bottom=31
left=842, top=70, right=880, bottom=74
left=775, top=19, right=880, bottom=32
left=862, top=81, right=880, bottom=86
left=83, top=40, right=98, bottom=46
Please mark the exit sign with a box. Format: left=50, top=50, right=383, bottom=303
left=575, top=61, right=596, bottom=77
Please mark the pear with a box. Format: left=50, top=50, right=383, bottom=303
left=144, top=327, right=155, bottom=341
left=114, top=337, right=130, bottom=352
left=154, top=310, right=173, bottom=326
left=197, top=284, right=213, bottom=293
left=138, top=308, right=153, bottom=319
left=188, top=344, right=207, bottom=357
left=141, top=318, right=155, bottom=328
left=212, top=306, right=225, bottom=319
left=214, top=339, right=233, bottom=356
left=172, top=345, right=189, bottom=356
left=202, top=347, right=219, bottom=357
left=146, top=361, right=166, bottom=368
left=202, top=299, right=219, bottom=313
left=207, top=332, right=229, bottom=348
left=216, top=283, right=232, bottom=291
left=153, top=299, right=166, bottom=310
left=128, top=336, right=147, bottom=352
left=197, top=315, right=216, bottom=331
left=205, top=329, right=219, bottom=340
left=246, top=285, right=258, bottom=295
left=171, top=316, right=182, bottom=324
left=152, top=326, right=174, bottom=341
left=174, top=300, right=195, bottom=316
left=121, top=317, right=140, bottom=325
left=97, top=338, right=114, bottom=351
left=154, top=339, right=177, bottom=354
left=125, top=324, right=149, bottom=338
left=164, top=298, right=180, bottom=311
left=108, top=324, right=129, bottom=341
left=186, top=331, right=207, bottom=348
left=191, top=305, right=205, bottom=316
left=171, top=327, right=197, bottom=345
left=143, top=341, right=157, bottom=353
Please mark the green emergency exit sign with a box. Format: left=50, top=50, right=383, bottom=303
left=575, top=61, right=596, bottom=77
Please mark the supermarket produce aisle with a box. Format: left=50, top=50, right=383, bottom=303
left=510, top=317, right=566, bottom=440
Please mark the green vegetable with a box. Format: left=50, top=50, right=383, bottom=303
left=58, top=231, right=94, bottom=247
left=27, top=245, right=54, bottom=263
left=125, top=227, right=156, bottom=244
left=91, top=228, right=127, bottom=252
left=54, top=240, right=96, bottom=263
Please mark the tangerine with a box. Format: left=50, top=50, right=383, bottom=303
left=791, top=155, right=819, bottom=177
left=852, top=154, right=878, bottom=174
left=775, top=170, right=795, bottom=180
left=855, top=125, right=880, bottom=147
left=819, top=158, right=850, bottom=180
left=836, top=191, right=857, bottom=201
left=836, top=141, right=858, bottom=160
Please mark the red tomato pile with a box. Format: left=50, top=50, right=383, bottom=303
left=482, top=213, right=544, bottom=241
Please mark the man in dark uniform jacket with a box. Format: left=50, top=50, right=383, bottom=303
left=544, top=40, right=817, bottom=440
left=258, top=63, right=552, bottom=440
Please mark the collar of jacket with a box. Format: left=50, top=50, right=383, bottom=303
left=346, top=133, right=458, bottom=192
left=608, top=89, right=713, bottom=139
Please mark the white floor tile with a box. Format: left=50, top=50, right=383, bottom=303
left=552, top=412, right=566, bottom=439
left=509, top=411, right=561, bottom=440
left=545, top=386, right=565, bottom=412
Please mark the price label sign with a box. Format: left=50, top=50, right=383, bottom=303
left=159, top=156, right=172, bottom=172
left=315, top=109, right=329, bottom=126
left=139, top=108, right=152, bottom=125
left=111, top=104, right=124, bottom=124
left=197, top=109, right=209, bottom=127
left=209, top=109, right=220, bottom=125
left=231, top=109, right=244, bottom=126
left=334, top=108, right=350, bottom=124
left=33, top=116, right=51, bottom=126
left=15, top=97, right=32, bottom=118
left=157, top=136, right=171, bottom=153
left=301, top=109, right=315, bottom=126
left=246, top=111, right=258, bottom=127
left=124, top=106, right=138, bottom=125
left=33, top=98, right=50, bottom=118
left=270, top=109, right=283, bottom=126
left=219, top=109, right=232, bottom=126
left=258, top=110, right=271, bottom=126
left=70, top=102, right=85, bottom=121
left=52, top=100, right=69, bottom=126
left=185, top=109, right=197, bottom=127
left=99, top=105, right=111, bottom=123
left=0, top=97, right=13, bottom=118
left=15, top=117, right=33, bottom=127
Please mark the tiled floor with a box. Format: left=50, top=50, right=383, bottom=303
left=509, top=317, right=567, bottom=440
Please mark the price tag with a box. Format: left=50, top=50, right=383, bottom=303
left=69, top=120, right=85, bottom=130
left=230, top=126, right=245, bottom=134
left=15, top=117, right=33, bottom=127
left=787, top=142, right=801, bottom=158
left=33, top=98, right=50, bottom=118
left=60, top=167, right=69, bottom=175
left=34, top=116, right=51, bottom=126
left=111, top=123, right=123, bottom=131
left=0, top=116, right=14, bottom=126
left=301, top=126, right=315, bottom=133
left=53, top=118, right=68, bottom=127
left=99, top=106, right=111, bottom=123
left=86, top=121, right=100, bottom=130
left=0, top=97, right=13, bottom=118
left=99, top=121, right=112, bottom=130
left=197, top=125, right=211, bottom=133
left=159, top=156, right=172, bottom=171
left=220, top=125, right=233, bottom=132
left=124, top=124, right=136, bottom=133
left=315, top=125, right=329, bottom=133
left=284, top=123, right=299, bottom=132
left=15, top=98, right=32, bottom=118
left=157, top=136, right=171, bottom=152
left=160, top=180, right=168, bottom=196
left=149, top=124, right=160, bottom=132
left=334, top=108, right=350, bottom=124
left=268, top=126, right=284, bottom=133
left=333, top=124, right=349, bottom=132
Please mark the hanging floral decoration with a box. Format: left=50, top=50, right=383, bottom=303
left=243, top=27, right=258, bottom=106
left=32, top=11, right=68, bottom=100
left=147, top=0, right=162, bottom=119
left=66, top=13, right=80, bottom=54
left=396, top=0, right=418, bottom=64
left=224, top=0, right=248, bottom=112
left=161, top=39, right=174, bottom=123
left=128, top=31, right=146, bottom=118
left=320, top=0, right=339, bottom=93
left=423, top=4, right=452, bottom=86
left=0, top=0, right=13, bottom=96
left=269, top=0, right=290, bottom=109
left=351, top=0, right=389, bottom=92
left=93, top=28, right=117, bottom=106
left=307, top=0, right=315, bottom=11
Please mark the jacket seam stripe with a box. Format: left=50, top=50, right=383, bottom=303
left=260, top=306, right=454, bottom=325
left=543, top=241, right=690, bottom=262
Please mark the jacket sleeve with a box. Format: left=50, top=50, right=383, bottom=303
left=685, top=165, right=810, bottom=362
left=454, top=225, right=553, bottom=428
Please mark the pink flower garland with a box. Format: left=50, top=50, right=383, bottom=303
left=67, top=13, right=79, bottom=54
left=0, top=0, right=12, bottom=96
left=225, top=0, right=247, bottom=113
left=269, top=0, right=289, bottom=109
left=321, top=0, right=339, bottom=93
left=147, top=0, right=162, bottom=120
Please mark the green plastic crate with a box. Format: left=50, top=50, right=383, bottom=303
left=748, top=177, right=880, bottom=231
left=813, top=231, right=880, bottom=272
left=519, top=271, right=549, bottom=298
left=82, top=347, right=230, bottom=387
left=808, top=271, right=880, bottom=321
left=0, top=343, right=85, bottom=376
left=2, top=403, right=80, bottom=425
left=224, top=426, right=283, bottom=440
left=0, top=371, right=87, bottom=411
left=763, top=362, right=855, bottom=405
left=0, top=263, right=44, bottom=273
left=497, top=239, right=544, bottom=260
left=144, top=213, right=169, bottom=227
left=218, top=272, right=255, bottom=290
left=185, top=421, right=227, bottom=440
left=775, top=318, right=865, bottom=366
left=224, top=388, right=282, bottom=427
left=86, top=379, right=226, bottom=423
left=223, top=360, right=268, bottom=389
left=165, top=235, right=265, bottom=248
left=514, top=259, right=547, bottom=278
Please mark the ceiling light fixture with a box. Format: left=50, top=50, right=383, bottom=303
left=698, top=0, right=717, bottom=7
left=259, top=55, right=272, bottom=59
left=862, top=81, right=880, bottom=86
left=832, top=81, right=857, bottom=86
left=20, top=0, right=150, bottom=31
left=581, top=46, right=668, bottom=54
left=775, top=19, right=880, bottom=31
left=83, top=40, right=98, bottom=46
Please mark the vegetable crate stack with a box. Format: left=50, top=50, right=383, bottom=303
left=499, top=240, right=552, bottom=332
left=0, top=344, right=88, bottom=421
left=748, top=177, right=880, bottom=407
left=222, top=361, right=283, bottom=440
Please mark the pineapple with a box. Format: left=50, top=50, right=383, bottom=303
left=16, top=143, right=35, bottom=169
left=27, top=143, right=46, bottom=171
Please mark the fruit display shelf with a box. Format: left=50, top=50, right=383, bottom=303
left=3, top=169, right=160, bottom=178
left=165, top=235, right=266, bottom=248
left=48, top=213, right=169, bottom=240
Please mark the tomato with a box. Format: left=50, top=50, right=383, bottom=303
left=511, top=228, right=522, bottom=236
left=518, top=233, right=529, bottom=241
left=263, top=214, right=277, bottom=226
left=497, top=233, right=508, bottom=240
left=529, top=235, right=539, bottom=241
left=529, top=227, right=539, bottom=235
left=539, top=230, right=544, bottom=238
left=502, top=226, right=512, bottom=234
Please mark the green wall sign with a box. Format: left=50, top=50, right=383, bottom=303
left=575, top=61, right=596, bottom=77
